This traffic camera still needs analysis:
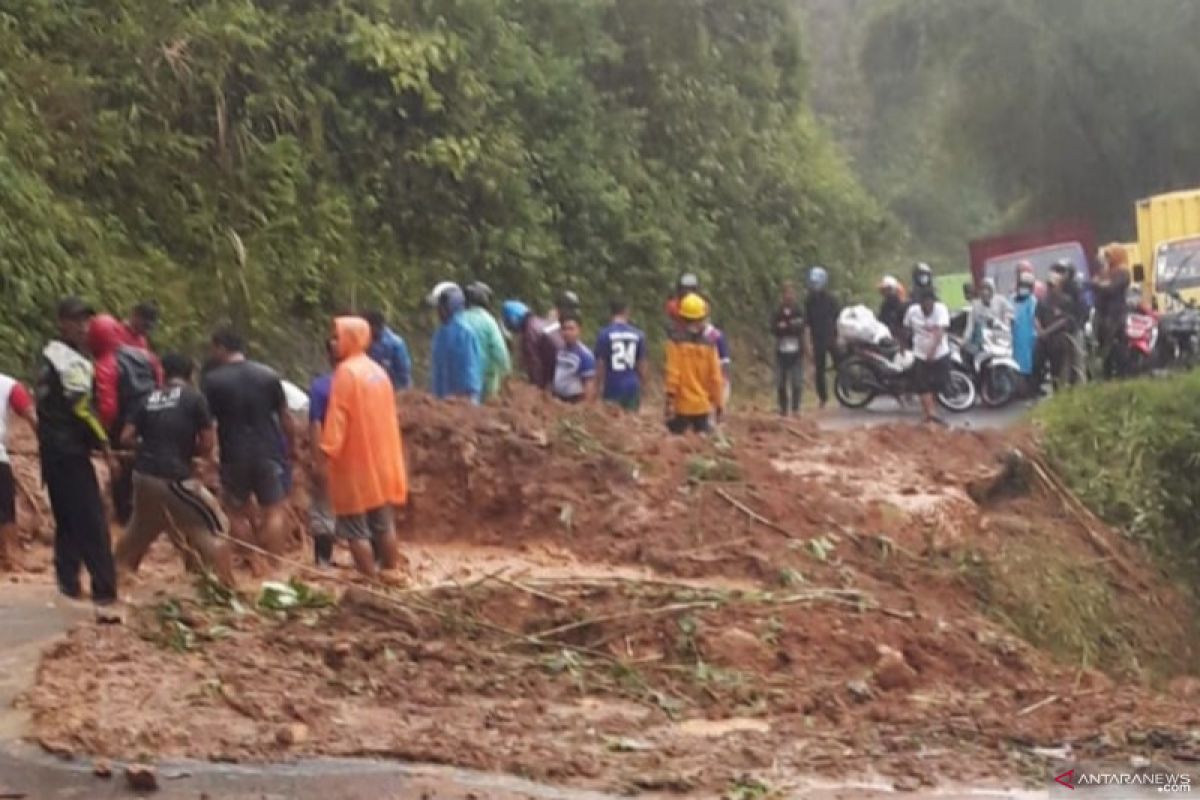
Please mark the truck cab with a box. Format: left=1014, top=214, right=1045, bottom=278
left=1134, top=190, right=1200, bottom=309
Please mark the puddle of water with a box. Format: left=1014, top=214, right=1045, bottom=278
left=675, top=717, right=770, bottom=737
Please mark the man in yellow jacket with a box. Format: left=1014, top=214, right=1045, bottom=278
left=665, top=293, right=725, bottom=434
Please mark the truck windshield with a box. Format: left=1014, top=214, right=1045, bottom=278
left=984, top=242, right=1088, bottom=296
left=1155, top=237, right=1200, bottom=292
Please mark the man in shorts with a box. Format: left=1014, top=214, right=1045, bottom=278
left=202, top=328, right=295, bottom=569
left=115, top=354, right=234, bottom=586
left=903, top=289, right=951, bottom=425
left=0, top=372, right=37, bottom=569
left=321, top=316, right=407, bottom=582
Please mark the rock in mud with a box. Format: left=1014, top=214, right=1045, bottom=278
left=873, top=645, right=918, bottom=691
left=893, top=774, right=922, bottom=792
left=324, top=641, right=353, bottom=669
left=701, top=626, right=775, bottom=672
left=846, top=679, right=874, bottom=703
left=124, top=763, right=158, bottom=792
left=276, top=722, right=309, bottom=747
left=92, top=758, right=112, bottom=778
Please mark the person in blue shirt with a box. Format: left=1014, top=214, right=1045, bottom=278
left=363, top=310, right=412, bottom=390
left=553, top=314, right=597, bottom=403
left=430, top=285, right=484, bottom=403
left=593, top=299, right=646, bottom=411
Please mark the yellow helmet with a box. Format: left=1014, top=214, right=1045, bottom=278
left=678, top=292, right=708, bottom=322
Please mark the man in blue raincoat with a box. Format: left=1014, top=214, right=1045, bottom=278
left=1011, top=268, right=1039, bottom=397
left=430, top=285, right=483, bottom=403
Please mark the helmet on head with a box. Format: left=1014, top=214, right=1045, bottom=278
left=912, top=262, right=934, bottom=288
left=501, top=300, right=531, bottom=332
left=426, top=281, right=458, bottom=307
left=465, top=281, right=493, bottom=309
left=1017, top=271, right=1036, bottom=288
left=1051, top=258, right=1074, bottom=275
left=981, top=277, right=996, bottom=293
left=878, top=275, right=901, bottom=294
left=678, top=273, right=700, bottom=292
left=808, top=266, right=829, bottom=290
left=678, top=293, right=708, bottom=322
left=437, top=284, right=466, bottom=318
left=556, top=289, right=581, bottom=312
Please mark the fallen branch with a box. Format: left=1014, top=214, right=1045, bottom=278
left=534, top=600, right=719, bottom=641
left=1022, top=451, right=1147, bottom=591
left=488, top=573, right=570, bottom=606
left=1016, top=694, right=1059, bottom=717
left=714, top=487, right=799, bottom=539
left=786, top=426, right=820, bottom=444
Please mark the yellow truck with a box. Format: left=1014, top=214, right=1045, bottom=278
left=1133, top=189, right=1200, bottom=308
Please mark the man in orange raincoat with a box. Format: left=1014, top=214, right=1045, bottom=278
left=320, top=317, right=407, bottom=580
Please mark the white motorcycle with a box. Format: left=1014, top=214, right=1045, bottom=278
left=954, top=321, right=1021, bottom=408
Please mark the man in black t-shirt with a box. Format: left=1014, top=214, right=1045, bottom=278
left=115, top=354, right=233, bottom=586
left=201, top=329, right=295, bottom=568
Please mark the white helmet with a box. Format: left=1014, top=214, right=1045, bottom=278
left=878, top=275, right=901, bottom=293
left=426, top=281, right=459, bottom=307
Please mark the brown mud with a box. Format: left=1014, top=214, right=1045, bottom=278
left=8, top=388, right=1200, bottom=797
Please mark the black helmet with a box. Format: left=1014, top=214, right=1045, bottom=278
left=556, top=289, right=581, bottom=312
left=912, top=261, right=934, bottom=288
left=465, top=281, right=493, bottom=309
left=1050, top=258, right=1074, bottom=275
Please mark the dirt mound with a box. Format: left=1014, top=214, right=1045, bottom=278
left=15, top=393, right=1200, bottom=795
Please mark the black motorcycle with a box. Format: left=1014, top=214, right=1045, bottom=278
left=834, top=340, right=976, bottom=412
left=1157, top=291, right=1200, bottom=370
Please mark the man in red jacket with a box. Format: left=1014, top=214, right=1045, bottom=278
left=89, top=314, right=161, bottom=525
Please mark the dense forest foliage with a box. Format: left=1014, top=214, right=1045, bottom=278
left=0, top=0, right=890, bottom=374
left=799, top=0, right=1200, bottom=270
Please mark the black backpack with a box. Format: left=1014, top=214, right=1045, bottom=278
left=114, top=345, right=159, bottom=434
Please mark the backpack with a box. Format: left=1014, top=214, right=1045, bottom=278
left=114, top=345, right=159, bottom=433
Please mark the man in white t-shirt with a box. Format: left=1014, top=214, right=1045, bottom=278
left=0, top=373, right=37, bottom=569
left=903, top=290, right=951, bottom=424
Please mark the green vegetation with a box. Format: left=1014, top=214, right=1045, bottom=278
left=0, top=0, right=889, bottom=375
left=1037, top=372, right=1200, bottom=583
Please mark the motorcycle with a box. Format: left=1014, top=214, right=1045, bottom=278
left=834, top=340, right=977, bottom=412
left=1157, top=291, right=1200, bottom=370
left=949, top=312, right=1021, bottom=407
left=1124, top=304, right=1160, bottom=376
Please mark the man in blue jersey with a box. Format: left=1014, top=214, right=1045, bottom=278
left=594, top=299, right=647, bottom=411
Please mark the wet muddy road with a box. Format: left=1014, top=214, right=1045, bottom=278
left=0, top=583, right=1047, bottom=800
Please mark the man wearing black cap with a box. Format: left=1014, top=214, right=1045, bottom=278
left=36, top=297, right=120, bottom=620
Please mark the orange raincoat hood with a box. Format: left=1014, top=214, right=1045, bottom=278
left=334, top=316, right=371, bottom=360
left=320, top=317, right=408, bottom=515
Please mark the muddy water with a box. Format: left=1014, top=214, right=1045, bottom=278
left=0, top=577, right=1041, bottom=800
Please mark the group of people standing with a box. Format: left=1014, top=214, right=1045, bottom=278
left=869, top=244, right=1137, bottom=417
left=0, top=275, right=748, bottom=610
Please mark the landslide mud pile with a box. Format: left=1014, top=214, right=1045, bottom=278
left=17, top=391, right=1200, bottom=795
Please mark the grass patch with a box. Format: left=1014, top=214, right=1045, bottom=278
left=962, top=537, right=1142, bottom=674
left=1036, top=371, right=1200, bottom=584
